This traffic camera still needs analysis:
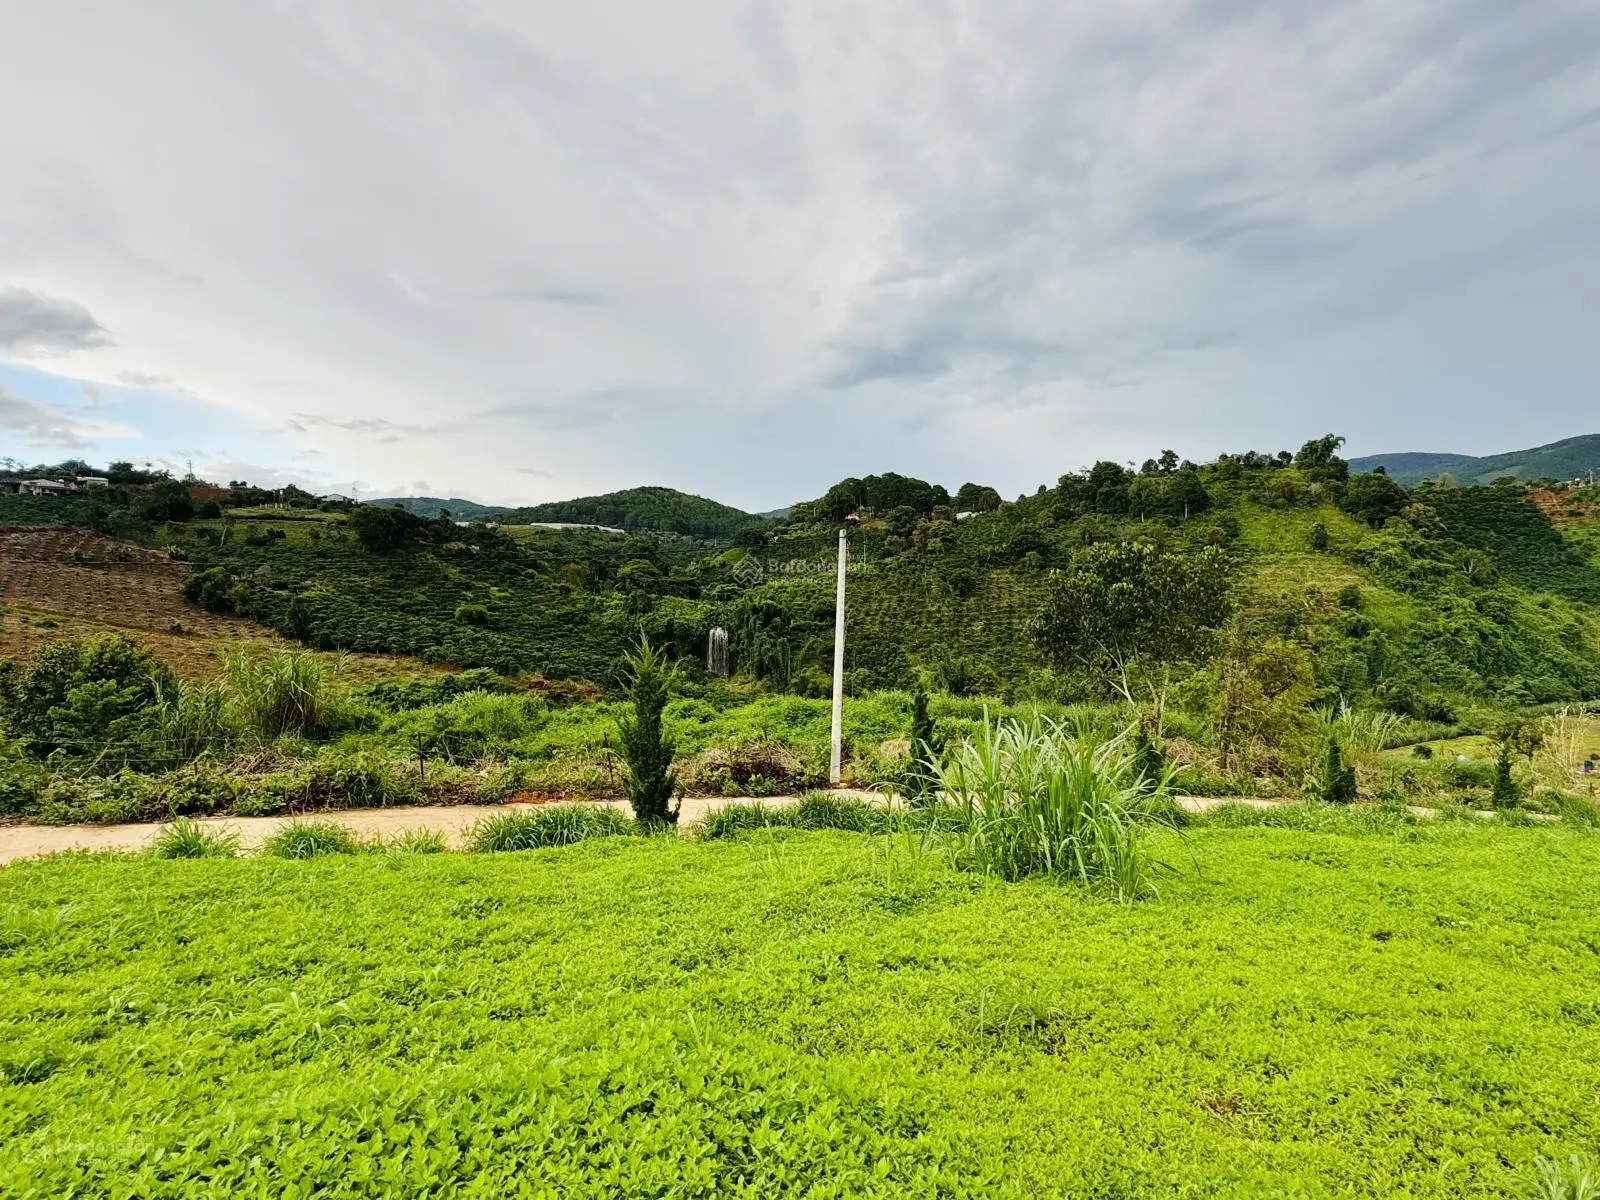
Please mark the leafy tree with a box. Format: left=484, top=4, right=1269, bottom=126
left=1295, top=434, right=1350, bottom=481
left=1034, top=542, right=1232, bottom=702
left=1308, top=522, right=1330, bottom=551
left=616, top=638, right=677, bottom=826
left=1340, top=472, right=1410, bottom=528
left=349, top=504, right=429, bottom=554
left=1490, top=716, right=1544, bottom=806
left=954, top=482, right=1002, bottom=513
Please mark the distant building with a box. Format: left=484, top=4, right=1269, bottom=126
left=19, top=479, right=71, bottom=496
left=318, top=494, right=356, bottom=504
left=76, top=476, right=110, bottom=488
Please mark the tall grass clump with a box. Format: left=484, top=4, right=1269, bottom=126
left=467, top=804, right=634, bottom=852
left=1319, top=699, right=1406, bottom=765
left=261, top=819, right=363, bottom=859
left=699, top=801, right=793, bottom=840
left=792, top=791, right=889, bottom=832
left=222, top=650, right=348, bottom=740
left=384, top=827, right=449, bottom=854
left=929, top=715, right=1175, bottom=899
left=699, top=793, right=890, bottom=840
left=150, top=679, right=238, bottom=764
left=148, top=817, right=239, bottom=859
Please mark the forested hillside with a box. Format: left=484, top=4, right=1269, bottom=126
left=4, top=439, right=1600, bottom=825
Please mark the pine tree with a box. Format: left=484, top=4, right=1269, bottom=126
left=616, top=637, right=677, bottom=826
left=1320, top=740, right=1358, bottom=804
left=906, top=686, right=941, bottom=804
left=1491, top=753, right=1518, bottom=809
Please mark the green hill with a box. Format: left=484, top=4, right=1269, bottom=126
left=368, top=497, right=509, bottom=520
left=501, top=486, right=765, bottom=539
left=1351, top=434, right=1600, bottom=486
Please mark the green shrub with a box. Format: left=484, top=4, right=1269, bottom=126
left=1531, top=1153, right=1599, bottom=1200
left=467, top=804, right=634, bottom=852
left=471, top=763, right=527, bottom=804
left=1314, top=741, right=1359, bottom=805
left=454, top=603, right=490, bottom=627
left=1, top=634, right=173, bottom=766
left=1492, top=755, right=1519, bottom=809
left=262, top=820, right=364, bottom=859
left=1554, top=794, right=1600, bottom=829
left=149, top=818, right=240, bottom=859
left=0, top=742, right=45, bottom=815
left=152, top=765, right=243, bottom=817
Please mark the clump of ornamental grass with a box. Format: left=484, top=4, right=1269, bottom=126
left=927, top=714, right=1176, bottom=900
left=467, top=804, right=634, bottom=852
left=261, top=819, right=364, bottom=859
left=148, top=817, right=239, bottom=859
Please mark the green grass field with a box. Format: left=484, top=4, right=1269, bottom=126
left=5, top=823, right=1600, bottom=1197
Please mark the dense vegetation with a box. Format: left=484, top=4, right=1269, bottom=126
left=5, top=822, right=1600, bottom=1196
left=4, top=434, right=1600, bottom=825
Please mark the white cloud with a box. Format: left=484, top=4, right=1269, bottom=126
left=0, top=0, right=1597, bottom=506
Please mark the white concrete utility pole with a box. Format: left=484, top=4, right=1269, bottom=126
left=829, top=527, right=847, bottom=785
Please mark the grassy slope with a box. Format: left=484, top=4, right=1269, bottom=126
left=5, top=826, right=1600, bottom=1197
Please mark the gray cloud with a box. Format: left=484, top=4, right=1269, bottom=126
left=0, top=286, right=112, bottom=357
left=0, top=0, right=1597, bottom=507
left=0, top=384, right=107, bottom=448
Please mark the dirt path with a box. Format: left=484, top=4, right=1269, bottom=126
left=0, top=792, right=1288, bottom=864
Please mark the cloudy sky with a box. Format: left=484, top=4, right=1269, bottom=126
left=1, top=1, right=1598, bottom=509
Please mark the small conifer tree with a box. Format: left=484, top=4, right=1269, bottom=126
left=906, top=686, right=942, bottom=804
left=1319, top=739, right=1358, bottom=804
left=617, top=637, right=677, bottom=826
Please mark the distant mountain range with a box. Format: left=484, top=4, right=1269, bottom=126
left=1350, top=434, right=1600, bottom=487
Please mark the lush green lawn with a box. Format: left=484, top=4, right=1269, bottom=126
left=4, top=825, right=1600, bottom=1197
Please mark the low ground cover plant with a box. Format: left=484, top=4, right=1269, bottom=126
left=3, top=824, right=1599, bottom=1195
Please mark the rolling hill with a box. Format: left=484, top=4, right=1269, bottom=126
left=1352, top=434, right=1600, bottom=486
left=500, top=486, right=766, bottom=538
